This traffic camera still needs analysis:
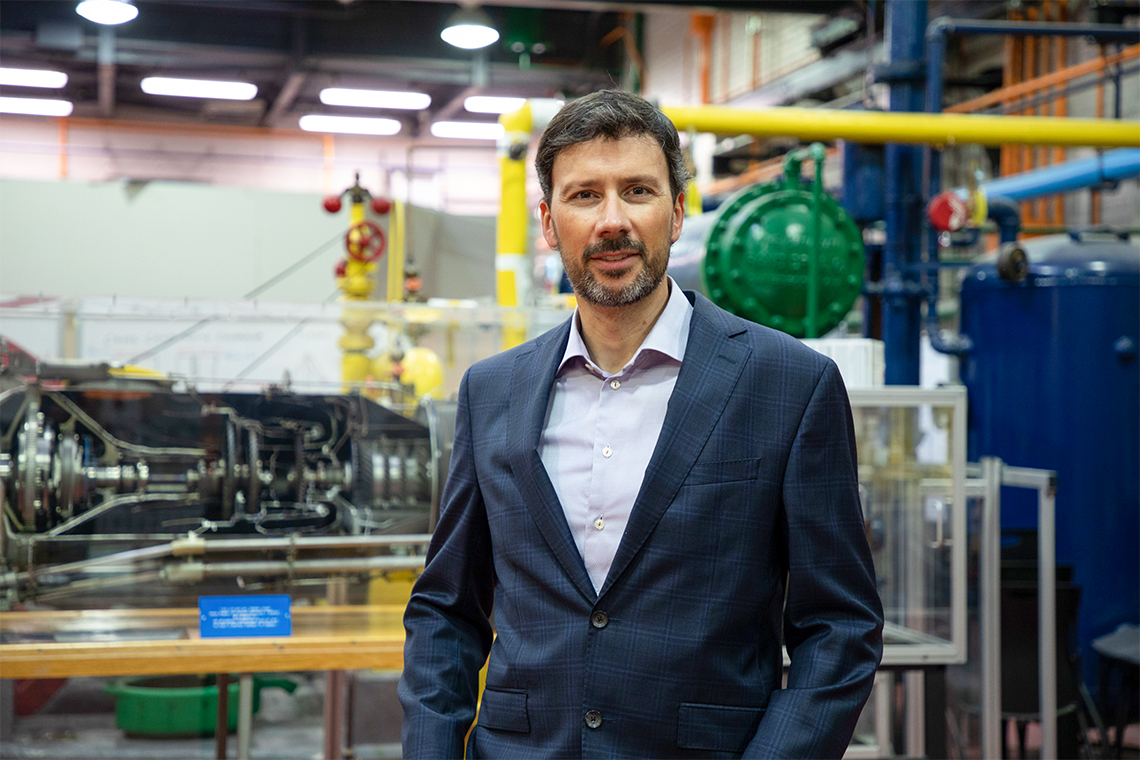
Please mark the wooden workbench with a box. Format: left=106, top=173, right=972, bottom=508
left=0, top=605, right=408, bottom=679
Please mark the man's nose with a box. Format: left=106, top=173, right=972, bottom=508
left=595, top=194, right=631, bottom=237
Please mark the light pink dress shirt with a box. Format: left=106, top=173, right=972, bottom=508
left=538, top=279, right=693, bottom=593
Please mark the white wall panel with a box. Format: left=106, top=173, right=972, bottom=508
left=643, top=9, right=693, bottom=106
left=0, top=116, right=500, bottom=214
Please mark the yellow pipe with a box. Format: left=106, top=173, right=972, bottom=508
left=340, top=194, right=376, bottom=391
left=498, top=103, right=532, bottom=349
left=388, top=199, right=406, bottom=303
left=662, top=105, right=1140, bottom=148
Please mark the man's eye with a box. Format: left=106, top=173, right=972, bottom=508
left=630, top=186, right=648, bottom=196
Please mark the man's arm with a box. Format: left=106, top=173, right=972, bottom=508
left=398, top=372, right=496, bottom=759
left=745, top=359, right=884, bottom=759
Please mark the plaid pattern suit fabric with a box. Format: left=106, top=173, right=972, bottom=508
left=399, top=292, right=884, bottom=759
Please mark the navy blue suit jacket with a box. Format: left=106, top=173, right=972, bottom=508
left=399, top=291, right=884, bottom=759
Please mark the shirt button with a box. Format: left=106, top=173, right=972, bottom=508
left=591, top=610, right=609, bottom=629
left=593, top=516, right=605, bottom=530
left=609, top=379, right=621, bottom=390
left=584, top=710, right=602, bottom=729
left=602, top=446, right=612, bottom=458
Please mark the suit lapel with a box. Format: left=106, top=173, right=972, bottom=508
left=507, top=319, right=598, bottom=602
left=599, top=293, right=751, bottom=597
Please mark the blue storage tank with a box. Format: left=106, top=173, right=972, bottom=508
left=960, top=233, right=1139, bottom=688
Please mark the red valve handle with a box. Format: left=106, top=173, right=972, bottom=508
left=927, top=190, right=969, bottom=233
left=344, top=221, right=386, bottom=262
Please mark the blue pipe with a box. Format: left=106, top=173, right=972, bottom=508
left=924, top=18, right=1138, bottom=357
left=976, top=148, right=1140, bottom=201
left=881, top=0, right=926, bottom=385
left=986, top=196, right=1022, bottom=245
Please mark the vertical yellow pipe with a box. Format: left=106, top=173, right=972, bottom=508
left=388, top=199, right=406, bottom=303
left=339, top=196, right=376, bottom=392
left=498, top=103, right=532, bottom=349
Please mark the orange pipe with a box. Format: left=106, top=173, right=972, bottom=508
left=323, top=133, right=335, bottom=195
left=690, top=13, right=714, bottom=105
left=703, top=147, right=839, bottom=197
left=57, top=118, right=68, bottom=180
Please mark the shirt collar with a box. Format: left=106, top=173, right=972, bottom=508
left=557, top=277, right=693, bottom=377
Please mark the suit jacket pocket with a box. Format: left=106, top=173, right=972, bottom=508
left=476, top=687, right=530, bottom=733
left=677, top=702, right=765, bottom=753
left=684, top=457, right=762, bottom=486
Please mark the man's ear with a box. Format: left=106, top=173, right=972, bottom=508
left=671, top=191, right=685, bottom=243
left=540, top=200, right=559, bottom=250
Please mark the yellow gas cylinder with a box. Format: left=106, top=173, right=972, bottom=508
left=399, top=347, right=444, bottom=400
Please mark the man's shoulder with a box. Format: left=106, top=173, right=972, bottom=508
left=689, top=291, right=832, bottom=374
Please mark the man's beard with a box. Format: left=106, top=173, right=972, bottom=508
left=560, top=234, right=669, bottom=308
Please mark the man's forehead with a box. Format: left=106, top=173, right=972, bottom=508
left=551, top=134, right=667, bottom=184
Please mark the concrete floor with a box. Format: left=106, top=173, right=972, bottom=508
left=1, top=675, right=403, bottom=760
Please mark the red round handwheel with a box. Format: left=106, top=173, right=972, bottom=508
left=344, top=221, right=386, bottom=262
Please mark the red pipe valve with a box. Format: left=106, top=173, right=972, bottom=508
left=345, top=221, right=386, bottom=262
left=927, top=190, right=969, bottom=233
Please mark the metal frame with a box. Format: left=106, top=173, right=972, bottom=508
left=848, top=386, right=969, bottom=668
left=844, top=388, right=1060, bottom=758
left=969, top=459, right=1059, bottom=760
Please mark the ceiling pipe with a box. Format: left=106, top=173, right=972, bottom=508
left=925, top=17, right=1140, bottom=120
left=96, top=27, right=116, bottom=117
left=660, top=105, right=1139, bottom=148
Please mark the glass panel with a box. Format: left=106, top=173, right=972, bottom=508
left=852, top=401, right=957, bottom=647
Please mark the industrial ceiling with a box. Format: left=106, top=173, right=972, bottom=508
left=0, top=0, right=857, bottom=135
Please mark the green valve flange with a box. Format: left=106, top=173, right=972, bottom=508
left=701, top=144, right=864, bottom=338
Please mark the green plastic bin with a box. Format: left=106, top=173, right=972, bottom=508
left=103, top=674, right=297, bottom=737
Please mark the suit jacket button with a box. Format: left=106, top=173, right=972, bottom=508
left=584, top=710, right=602, bottom=729
left=591, top=611, right=609, bottom=629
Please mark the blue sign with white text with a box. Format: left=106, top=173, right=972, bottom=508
left=199, top=595, right=292, bottom=638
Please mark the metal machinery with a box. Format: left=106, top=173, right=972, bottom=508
left=960, top=233, right=1140, bottom=688
left=660, top=7, right=1137, bottom=754
left=0, top=352, right=445, bottom=606
left=669, top=143, right=865, bottom=339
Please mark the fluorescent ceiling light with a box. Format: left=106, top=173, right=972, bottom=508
left=0, top=68, right=69, bottom=89
left=319, top=88, right=430, bottom=110
left=141, top=77, right=257, bottom=100
left=464, top=96, right=526, bottom=114
left=431, top=121, right=504, bottom=140
left=441, top=6, right=500, bottom=50
left=299, top=114, right=402, bottom=136
left=0, top=96, right=74, bottom=117
left=75, top=0, right=138, bottom=25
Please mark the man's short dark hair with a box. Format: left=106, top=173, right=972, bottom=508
left=535, top=90, right=690, bottom=205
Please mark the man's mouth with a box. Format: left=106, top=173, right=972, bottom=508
left=583, top=237, right=646, bottom=273
left=589, top=251, right=639, bottom=271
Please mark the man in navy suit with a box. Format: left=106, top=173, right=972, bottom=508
left=399, top=90, right=883, bottom=759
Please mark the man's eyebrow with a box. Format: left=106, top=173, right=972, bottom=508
left=622, top=174, right=666, bottom=188
left=560, top=174, right=665, bottom=193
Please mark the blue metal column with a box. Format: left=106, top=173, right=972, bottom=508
left=881, top=0, right=926, bottom=385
